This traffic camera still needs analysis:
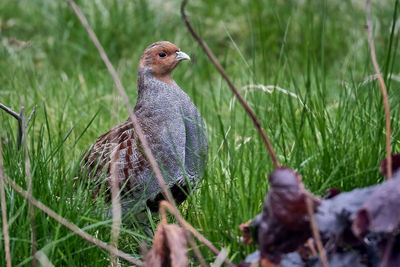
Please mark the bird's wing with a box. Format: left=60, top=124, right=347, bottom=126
left=81, top=120, right=135, bottom=183
left=81, top=119, right=154, bottom=200
left=108, top=129, right=150, bottom=200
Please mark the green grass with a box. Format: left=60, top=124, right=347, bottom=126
left=1, top=0, right=399, bottom=265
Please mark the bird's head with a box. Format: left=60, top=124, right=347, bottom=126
left=138, top=41, right=190, bottom=85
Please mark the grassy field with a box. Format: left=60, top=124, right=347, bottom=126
left=0, top=0, right=399, bottom=265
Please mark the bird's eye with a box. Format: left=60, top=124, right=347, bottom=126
left=158, top=52, right=166, bottom=58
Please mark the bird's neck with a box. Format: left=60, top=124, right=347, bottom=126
left=153, top=74, right=174, bottom=86
left=138, top=67, right=175, bottom=94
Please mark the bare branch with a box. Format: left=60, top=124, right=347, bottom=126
left=0, top=103, right=37, bottom=150
left=181, top=0, right=280, bottom=169
left=17, top=107, right=24, bottom=150
left=0, top=103, right=20, bottom=120
left=0, top=139, right=12, bottom=267
left=306, top=196, right=329, bottom=267
left=366, top=0, right=392, bottom=179
left=27, top=105, right=37, bottom=125
left=2, top=173, right=142, bottom=266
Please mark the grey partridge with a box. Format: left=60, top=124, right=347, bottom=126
left=82, top=41, right=207, bottom=214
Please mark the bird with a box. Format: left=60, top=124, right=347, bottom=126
left=81, top=41, right=208, bottom=215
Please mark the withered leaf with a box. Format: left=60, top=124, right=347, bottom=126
left=352, top=177, right=400, bottom=238
left=268, top=167, right=320, bottom=230
left=242, top=166, right=400, bottom=266
left=380, top=153, right=400, bottom=178
left=145, top=223, right=188, bottom=267
left=351, top=176, right=400, bottom=266
left=239, top=215, right=262, bottom=245
left=323, top=188, right=341, bottom=199
left=316, top=186, right=376, bottom=245
left=239, top=220, right=253, bottom=245
left=258, top=168, right=319, bottom=264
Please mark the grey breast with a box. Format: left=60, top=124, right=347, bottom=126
left=131, top=73, right=208, bottom=206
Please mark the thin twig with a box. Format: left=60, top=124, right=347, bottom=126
left=21, top=107, right=37, bottom=267
left=159, top=201, right=236, bottom=267
left=2, top=173, right=143, bottom=266
left=366, top=0, right=392, bottom=179
left=0, top=103, right=37, bottom=150
left=305, top=196, right=329, bottom=267
left=27, top=105, right=37, bottom=125
left=109, top=152, right=121, bottom=267
left=0, top=103, right=20, bottom=120
left=66, top=1, right=216, bottom=266
left=0, top=139, right=12, bottom=267
left=17, top=107, right=23, bottom=150
left=181, top=0, right=280, bottom=169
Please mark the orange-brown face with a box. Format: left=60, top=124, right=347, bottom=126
left=139, top=41, right=190, bottom=81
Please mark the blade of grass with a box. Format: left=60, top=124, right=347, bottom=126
left=20, top=104, right=38, bottom=267
left=36, top=251, right=55, bottom=267
left=0, top=138, right=12, bottom=267
left=72, top=110, right=100, bottom=149
left=383, top=0, right=399, bottom=85
left=109, top=152, right=121, bottom=267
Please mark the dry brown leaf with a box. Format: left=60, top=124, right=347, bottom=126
left=145, top=223, right=188, bottom=267
left=260, top=258, right=278, bottom=267
left=257, top=168, right=321, bottom=264
left=268, top=167, right=319, bottom=230
left=380, top=153, right=400, bottom=178
left=352, top=177, right=400, bottom=238
left=239, top=220, right=253, bottom=245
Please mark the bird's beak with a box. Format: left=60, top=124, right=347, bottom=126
left=176, top=51, right=191, bottom=61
